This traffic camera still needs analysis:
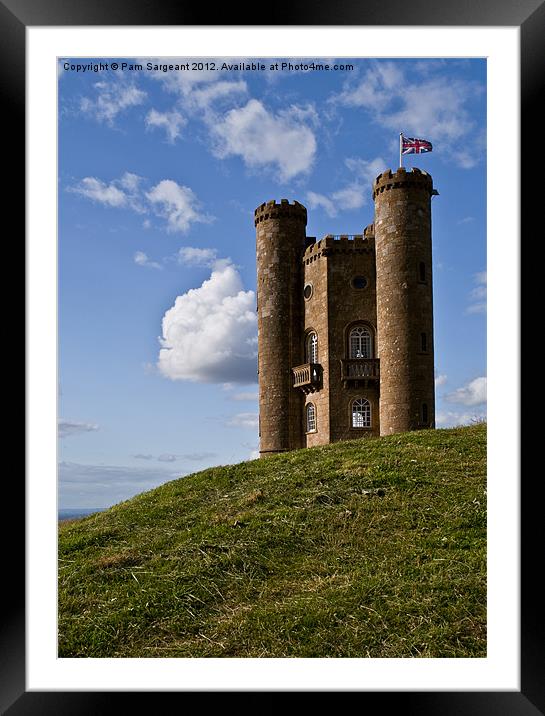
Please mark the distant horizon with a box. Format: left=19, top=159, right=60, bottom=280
left=58, top=507, right=106, bottom=511
left=58, top=507, right=106, bottom=514
left=59, top=56, right=486, bottom=510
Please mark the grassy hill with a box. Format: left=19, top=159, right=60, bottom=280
left=58, top=423, right=486, bottom=658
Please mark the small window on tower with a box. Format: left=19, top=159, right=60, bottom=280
left=352, top=276, right=368, bottom=289
left=422, top=403, right=429, bottom=425
left=419, top=262, right=426, bottom=283
left=421, top=332, right=427, bottom=352
left=304, top=283, right=313, bottom=300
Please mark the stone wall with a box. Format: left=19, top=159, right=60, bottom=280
left=322, top=234, right=379, bottom=441
left=301, top=242, right=330, bottom=447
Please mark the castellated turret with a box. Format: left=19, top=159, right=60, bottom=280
left=255, top=200, right=307, bottom=454
left=373, top=168, right=436, bottom=435
left=255, top=167, right=437, bottom=456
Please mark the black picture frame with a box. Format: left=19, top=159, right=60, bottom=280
left=11, top=0, right=535, bottom=711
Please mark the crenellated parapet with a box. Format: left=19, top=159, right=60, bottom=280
left=302, top=233, right=374, bottom=264
left=254, top=199, right=307, bottom=227
left=372, top=167, right=434, bottom=200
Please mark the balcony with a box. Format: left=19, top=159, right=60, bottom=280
left=292, top=363, right=322, bottom=394
left=340, top=358, right=380, bottom=387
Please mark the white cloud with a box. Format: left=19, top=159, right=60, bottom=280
left=331, top=184, right=366, bottom=211
left=467, top=271, right=487, bottom=314
left=68, top=172, right=145, bottom=213
left=436, top=410, right=486, bottom=428
left=59, top=461, right=180, bottom=508
left=211, top=99, right=317, bottom=182
left=344, top=156, right=387, bottom=184
left=69, top=174, right=211, bottom=234
left=445, top=377, right=487, bottom=406
left=182, top=452, right=217, bottom=461
left=145, top=58, right=247, bottom=107
left=283, top=103, right=320, bottom=128
left=307, top=186, right=361, bottom=218
left=69, top=176, right=127, bottom=207
left=176, top=246, right=218, bottom=267
left=146, top=62, right=317, bottom=181
left=472, top=279, right=486, bottom=299
left=435, top=374, right=448, bottom=387
left=134, top=251, right=162, bottom=270
left=146, top=180, right=212, bottom=233
left=80, top=81, right=146, bottom=125
left=306, top=156, right=385, bottom=217
left=157, top=453, right=178, bottom=462
left=144, top=62, right=249, bottom=136
left=412, top=59, right=451, bottom=75
left=133, top=451, right=216, bottom=462
left=145, top=108, right=186, bottom=143
left=226, top=413, right=259, bottom=428
left=146, top=60, right=224, bottom=96
left=467, top=299, right=486, bottom=315
left=336, top=62, right=404, bottom=110
left=230, top=391, right=259, bottom=402
left=190, top=80, right=247, bottom=110
left=119, top=172, right=142, bottom=193
left=336, top=62, right=484, bottom=168
left=158, top=260, right=257, bottom=384
left=58, top=420, right=99, bottom=438
left=306, top=191, right=337, bottom=217
left=59, top=461, right=176, bottom=485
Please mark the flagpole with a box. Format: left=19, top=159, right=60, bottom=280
left=399, top=133, right=403, bottom=168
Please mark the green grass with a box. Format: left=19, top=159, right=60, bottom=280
left=58, top=423, right=486, bottom=658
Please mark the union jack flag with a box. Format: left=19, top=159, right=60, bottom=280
left=401, top=135, right=433, bottom=155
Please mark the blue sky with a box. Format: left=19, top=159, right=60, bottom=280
left=58, top=57, right=486, bottom=509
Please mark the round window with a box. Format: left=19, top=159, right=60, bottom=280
left=352, top=276, right=368, bottom=289
left=303, top=283, right=313, bottom=299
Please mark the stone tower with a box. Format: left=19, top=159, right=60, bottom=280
left=255, top=200, right=308, bottom=454
left=255, top=167, right=437, bottom=456
left=373, top=167, right=436, bottom=434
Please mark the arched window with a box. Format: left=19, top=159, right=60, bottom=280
left=352, top=398, right=371, bottom=428
left=349, top=326, right=372, bottom=359
left=306, top=403, right=316, bottom=432
left=306, top=332, right=318, bottom=363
